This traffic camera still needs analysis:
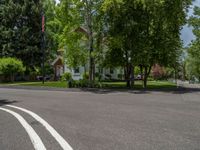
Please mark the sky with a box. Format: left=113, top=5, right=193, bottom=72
left=55, top=0, right=60, bottom=4
left=181, top=0, right=200, bottom=47
left=55, top=0, right=200, bottom=47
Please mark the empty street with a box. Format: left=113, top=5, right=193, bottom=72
left=0, top=87, right=200, bottom=150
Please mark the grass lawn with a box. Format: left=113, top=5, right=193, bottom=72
left=0, top=80, right=176, bottom=89
left=0, top=81, right=67, bottom=88
left=101, top=81, right=176, bottom=89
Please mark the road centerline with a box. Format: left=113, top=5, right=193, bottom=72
left=0, top=107, right=46, bottom=150
left=6, top=105, right=73, bottom=150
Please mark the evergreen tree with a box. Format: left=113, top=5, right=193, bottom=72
left=0, top=0, right=42, bottom=70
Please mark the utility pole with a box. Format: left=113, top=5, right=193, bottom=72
left=41, top=10, right=45, bottom=84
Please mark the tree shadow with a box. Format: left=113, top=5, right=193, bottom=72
left=0, top=99, right=18, bottom=106
left=80, top=87, right=200, bottom=95
left=171, top=87, right=200, bottom=94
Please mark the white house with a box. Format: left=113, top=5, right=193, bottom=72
left=51, top=26, right=124, bottom=80
left=51, top=55, right=123, bottom=81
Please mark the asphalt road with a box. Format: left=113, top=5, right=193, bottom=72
left=0, top=87, right=200, bottom=150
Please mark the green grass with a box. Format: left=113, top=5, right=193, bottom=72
left=0, top=80, right=176, bottom=89
left=101, top=81, right=176, bottom=89
left=1, top=81, right=67, bottom=88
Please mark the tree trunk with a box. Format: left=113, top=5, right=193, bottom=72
left=93, top=61, right=95, bottom=81
left=88, top=29, right=94, bottom=82
left=84, top=0, right=95, bottom=83
left=174, top=67, right=177, bottom=84
left=125, top=64, right=131, bottom=88
left=126, top=66, right=130, bottom=88
left=143, top=66, right=148, bottom=88
left=143, top=66, right=152, bottom=89
left=131, top=65, right=135, bottom=87
left=139, top=65, right=143, bottom=85
left=10, top=73, right=14, bottom=82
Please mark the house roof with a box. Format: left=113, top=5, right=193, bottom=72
left=51, top=56, right=63, bottom=66
left=74, top=27, right=89, bottom=38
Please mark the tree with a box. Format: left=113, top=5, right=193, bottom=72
left=55, top=0, right=104, bottom=83
left=0, top=0, right=43, bottom=70
left=103, top=0, right=191, bottom=88
left=187, top=6, right=200, bottom=82
left=102, top=0, right=148, bottom=87
left=54, top=0, right=88, bottom=69
left=43, top=0, right=60, bottom=61
left=0, top=57, right=25, bottom=82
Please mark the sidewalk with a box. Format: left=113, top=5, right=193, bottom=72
left=177, top=80, right=200, bottom=89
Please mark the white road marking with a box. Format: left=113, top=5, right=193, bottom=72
left=0, top=107, right=46, bottom=150
left=7, top=105, right=73, bottom=150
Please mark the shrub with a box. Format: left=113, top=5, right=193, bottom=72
left=61, top=72, right=72, bottom=81
left=0, top=57, right=25, bottom=82
left=118, top=74, right=123, bottom=80
left=71, top=79, right=101, bottom=88
left=95, top=72, right=102, bottom=81
left=82, top=72, right=89, bottom=80
left=105, top=74, right=112, bottom=80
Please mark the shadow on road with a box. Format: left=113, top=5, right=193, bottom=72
left=0, top=99, right=18, bottom=106
left=1, top=85, right=200, bottom=95
left=80, top=87, right=200, bottom=95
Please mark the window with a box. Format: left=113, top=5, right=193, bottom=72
left=99, top=67, right=103, bottom=74
left=110, top=68, right=114, bottom=74
left=74, top=67, right=80, bottom=73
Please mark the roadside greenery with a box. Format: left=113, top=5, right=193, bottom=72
left=61, top=72, right=72, bottom=81
left=1, top=0, right=197, bottom=88
left=0, top=57, right=25, bottom=82
left=187, top=6, right=200, bottom=82
left=0, top=80, right=176, bottom=89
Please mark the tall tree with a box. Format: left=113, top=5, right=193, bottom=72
left=187, top=6, right=200, bottom=81
left=0, top=0, right=43, bottom=70
left=55, top=0, right=103, bottom=82
left=103, top=0, right=191, bottom=88
left=43, top=0, right=60, bottom=61
left=54, top=0, right=88, bottom=69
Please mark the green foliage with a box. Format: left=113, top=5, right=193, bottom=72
left=61, top=72, right=72, bottom=81
left=54, top=0, right=104, bottom=81
left=0, top=0, right=42, bottom=68
left=117, top=74, right=123, bottom=80
left=43, top=0, right=61, bottom=60
left=102, top=0, right=191, bottom=87
left=82, top=72, right=89, bottom=80
left=187, top=6, right=200, bottom=81
left=0, top=57, right=25, bottom=82
left=71, top=79, right=101, bottom=88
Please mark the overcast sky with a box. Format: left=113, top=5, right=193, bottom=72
left=55, top=0, right=199, bottom=47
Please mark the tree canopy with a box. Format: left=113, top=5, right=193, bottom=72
left=102, top=0, right=191, bottom=87
left=187, top=6, right=200, bottom=81
left=0, top=0, right=194, bottom=86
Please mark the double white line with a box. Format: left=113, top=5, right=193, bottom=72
left=0, top=105, right=73, bottom=150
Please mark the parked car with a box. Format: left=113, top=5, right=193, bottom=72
left=36, top=75, right=51, bottom=81
left=135, top=74, right=143, bottom=80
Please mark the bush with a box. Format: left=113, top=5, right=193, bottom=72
left=105, top=74, right=112, bottom=80
left=147, top=76, right=154, bottom=81
left=82, top=72, right=89, bottom=80
left=118, top=74, right=123, bottom=80
left=0, top=57, right=25, bottom=82
left=61, top=72, right=72, bottom=81
left=95, top=72, right=102, bottom=81
left=71, top=79, right=101, bottom=88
